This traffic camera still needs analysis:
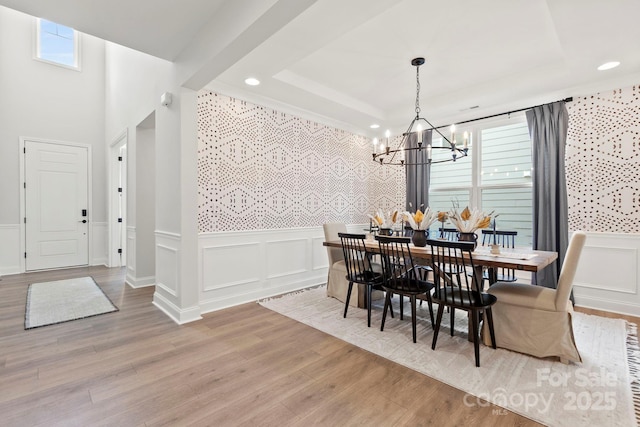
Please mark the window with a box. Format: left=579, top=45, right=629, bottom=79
left=428, top=116, right=533, bottom=247
left=35, top=18, right=80, bottom=69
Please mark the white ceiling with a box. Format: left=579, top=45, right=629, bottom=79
left=2, top=0, right=640, bottom=137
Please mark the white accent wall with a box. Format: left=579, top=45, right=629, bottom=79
left=0, top=6, right=106, bottom=272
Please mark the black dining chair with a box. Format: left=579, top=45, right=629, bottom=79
left=338, top=232, right=386, bottom=327
left=480, top=229, right=518, bottom=285
left=427, top=238, right=497, bottom=367
left=438, top=227, right=459, bottom=241
left=376, top=235, right=435, bottom=343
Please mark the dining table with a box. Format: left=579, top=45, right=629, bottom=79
left=324, top=238, right=557, bottom=280
left=323, top=237, right=558, bottom=341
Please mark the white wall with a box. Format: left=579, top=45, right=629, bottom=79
left=0, top=6, right=106, bottom=272
left=574, top=232, right=640, bottom=316
left=133, top=121, right=156, bottom=286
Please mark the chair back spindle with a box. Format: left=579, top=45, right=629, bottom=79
left=429, top=239, right=481, bottom=306
left=338, top=233, right=374, bottom=282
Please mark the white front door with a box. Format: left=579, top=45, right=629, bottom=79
left=25, top=140, right=89, bottom=270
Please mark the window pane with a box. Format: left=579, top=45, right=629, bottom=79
left=427, top=189, right=470, bottom=235
left=481, top=123, right=531, bottom=185
left=481, top=187, right=532, bottom=247
left=430, top=136, right=472, bottom=188
left=40, top=19, right=58, bottom=35
left=37, top=19, right=77, bottom=68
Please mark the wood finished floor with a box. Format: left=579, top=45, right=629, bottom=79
left=1, top=266, right=631, bottom=426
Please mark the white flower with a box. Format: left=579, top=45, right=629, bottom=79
left=368, top=210, right=399, bottom=228
left=448, top=205, right=494, bottom=233
left=403, top=207, right=438, bottom=230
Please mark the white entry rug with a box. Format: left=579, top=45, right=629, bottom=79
left=259, top=286, right=639, bottom=427
left=25, top=276, right=118, bottom=329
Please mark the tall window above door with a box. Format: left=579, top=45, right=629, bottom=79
left=427, top=116, right=533, bottom=247
left=34, top=18, right=80, bottom=70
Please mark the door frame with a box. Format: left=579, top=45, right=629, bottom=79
left=108, top=130, right=128, bottom=268
left=19, top=136, right=93, bottom=272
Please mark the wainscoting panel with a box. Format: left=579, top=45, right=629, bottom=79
left=0, top=224, right=21, bottom=275
left=265, top=238, right=308, bottom=279
left=573, top=232, right=640, bottom=316
left=201, top=242, right=261, bottom=291
left=312, top=236, right=329, bottom=270
left=154, top=231, right=180, bottom=300
left=198, top=224, right=365, bottom=313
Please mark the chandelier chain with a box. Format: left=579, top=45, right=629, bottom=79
left=415, top=65, right=421, bottom=116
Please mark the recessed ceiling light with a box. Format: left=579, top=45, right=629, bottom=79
left=370, top=124, right=380, bottom=129
left=597, top=61, right=620, bottom=71
left=244, top=77, right=260, bottom=86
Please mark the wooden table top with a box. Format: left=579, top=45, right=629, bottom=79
left=323, top=239, right=557, bottom=273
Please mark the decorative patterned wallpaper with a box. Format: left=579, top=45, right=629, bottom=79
left=197, top=91, right=405, bottom=232
left=566, top=84, right=640, bottom=233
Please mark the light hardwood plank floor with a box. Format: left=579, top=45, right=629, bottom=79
left=1, top=266, right=634, bottom=426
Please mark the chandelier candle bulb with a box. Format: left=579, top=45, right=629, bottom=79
left=463, top=132, right=469, bottom=149
left=385, top=129, right=390, bottom=146
left=427, top=144, right=432, bottom=160
left=417, top=123, right=423, bottom=144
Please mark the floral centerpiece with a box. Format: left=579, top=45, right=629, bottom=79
left=403, top=207, right=438, bottom=246
left=368, top=210, right=399, bottom=235
left=448, top=203, right=495, bottom=248
left=448, top=206, right=493, bottom=232
left=403, top=207, right=438, bottom=230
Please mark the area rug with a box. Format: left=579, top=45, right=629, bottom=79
left=25, top=276, right=118, bottom=329
left=260, top=286, right=638, bottom=427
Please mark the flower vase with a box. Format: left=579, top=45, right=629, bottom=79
left=458, top=232, right=478, bottom=250
left=411, top=229, right=427, bottom=247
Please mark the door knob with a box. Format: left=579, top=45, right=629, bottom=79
left=79, top=220, right=87, bottom=223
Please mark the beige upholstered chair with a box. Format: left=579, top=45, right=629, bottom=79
left=482, top=231, right=586, bottom=363
left=323, top=223, right=361, bottom=307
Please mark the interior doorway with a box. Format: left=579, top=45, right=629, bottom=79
left=109, top=132, right=127, bottom=268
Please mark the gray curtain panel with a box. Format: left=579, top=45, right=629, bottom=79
left=526, top=101, right=569, bottom=289
left=405, top=129, right=432, bottom=211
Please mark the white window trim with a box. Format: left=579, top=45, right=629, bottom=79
left=33, top=18, right=82, bottom=71
left=430, top=113, right=531, bottom=210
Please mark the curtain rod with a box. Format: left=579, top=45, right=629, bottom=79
left=433, top=97, right=573, bottom=130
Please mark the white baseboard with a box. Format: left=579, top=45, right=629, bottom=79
left=152, top=290, right=202, bottom=325
left=126, top=275, right=155, bottom=288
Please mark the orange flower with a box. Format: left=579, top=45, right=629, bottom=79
left=477, top=216, right=492, bottom=229
left=414, top=209, right=424, bottom=224
left=460, top=206, right=471, bottom=221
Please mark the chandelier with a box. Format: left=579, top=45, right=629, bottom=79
left=372, top=57, right=469, bottom=166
